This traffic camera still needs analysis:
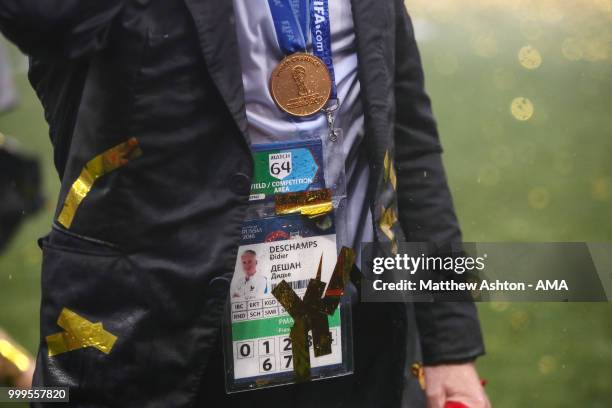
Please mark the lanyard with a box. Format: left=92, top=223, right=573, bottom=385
left=267, top=0, right=338, bottom=100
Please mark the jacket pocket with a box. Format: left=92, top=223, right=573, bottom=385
left=35, top=227, right=154, bottom=405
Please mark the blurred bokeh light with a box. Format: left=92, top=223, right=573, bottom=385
left=408, top=1, right=612, bottom=407
left=0, top=1, right=611, bottom=406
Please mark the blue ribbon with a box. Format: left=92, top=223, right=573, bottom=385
left=309, top=0, right=337, bottom=99
left=267, top=0, right=308, bottom=54
left=268, top=0, right=337, bottom=99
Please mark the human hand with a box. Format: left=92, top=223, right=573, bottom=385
left=424, top=362, right=490, bottom=408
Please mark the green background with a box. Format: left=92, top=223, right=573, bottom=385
left=1, top=1, right=611, bottom=406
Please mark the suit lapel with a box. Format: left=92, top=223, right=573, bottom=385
left=183, top=0, right=250, bottom=145
left=350, top=0, right=394, bottom=187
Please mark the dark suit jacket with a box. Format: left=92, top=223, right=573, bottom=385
left=1, top=0, right=484, bottom=406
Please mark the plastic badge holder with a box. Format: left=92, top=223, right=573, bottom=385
left=223, top=134, right=353, bottom=392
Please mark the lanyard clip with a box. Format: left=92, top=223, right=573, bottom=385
left=324, top=99, right=340, bottom=142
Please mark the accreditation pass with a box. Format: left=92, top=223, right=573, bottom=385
left=229, top=214, right=342, bottom=381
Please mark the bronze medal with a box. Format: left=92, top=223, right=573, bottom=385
left=270, top=53, right=332, bottom=117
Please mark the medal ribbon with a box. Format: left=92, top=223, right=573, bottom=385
left=267, top=0, right=338, bottom=99
left=309, top=0, right=337, bottom=99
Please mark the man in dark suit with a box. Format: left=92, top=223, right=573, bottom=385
left=1, top=0, right=489, bottom=406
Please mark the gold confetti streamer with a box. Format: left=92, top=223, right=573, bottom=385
left=383, top=150, right=397, bottom=191
left=411, top=362, right=426, bottom=390
left=379, top=206, right=398, bottom=242
left=58, top=138, right=143, bottom=229
left=272, top=248, right=355, bottom=382
left=46, top=308, right=117, bottom=357
left=0, top=338, right=30, bottom=372
left=379, top=206, right=399, bottom=255
left=275, top=189, right=333, bottom=218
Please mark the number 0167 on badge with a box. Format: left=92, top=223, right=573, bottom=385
left=222, top=214, right=354, bottom=392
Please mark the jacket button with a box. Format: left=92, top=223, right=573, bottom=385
left=206, top=276, right=231, bottom=300
left=229, top=173, right=251, bottom=196
left=209, top=276, right=231, bottom=289
left=208, top=276, right=231, bottom=296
